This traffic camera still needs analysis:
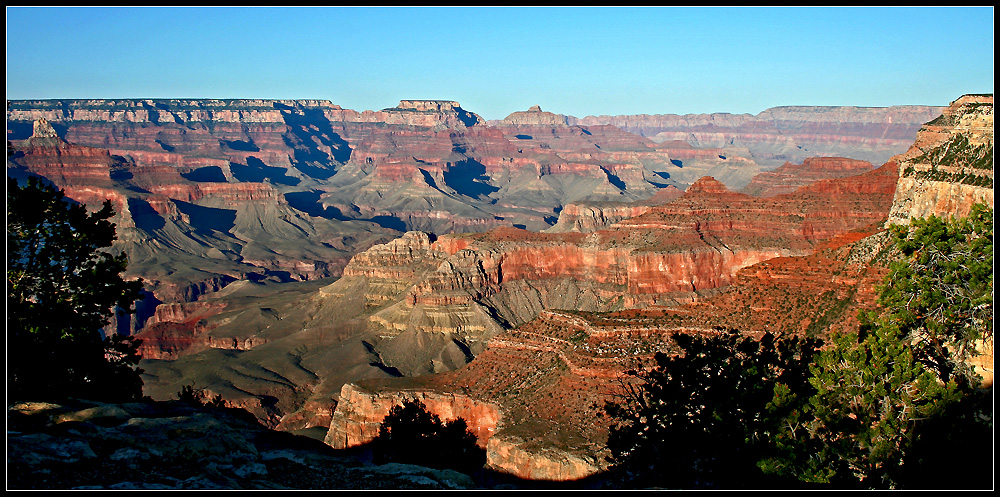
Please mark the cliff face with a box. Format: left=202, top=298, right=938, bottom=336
left=566, top=104, right=945, bottom=169
left=886, top=94, right=994, bottom=225
left=321, top=163, right=899, bottom=479
left=6, top=97, right=953, bottom=481
left=134, top=156, right=898, bottom=451
left=1, top=98, right=767, bottom=340
left=323, top=198, right=906, bottom=481
left=6, top=114, right=399, bottom=335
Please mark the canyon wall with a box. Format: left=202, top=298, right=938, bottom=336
left=886, top=94, right=993, bottom=225
left=6, top=97, right=963, bottom=481
left=323, top=162, right=900, bottom=480
left=563, top=104, right=946, bottom=169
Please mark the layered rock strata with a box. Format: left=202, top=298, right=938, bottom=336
left=6, top=98, right=954, bottom=481
left=323, top=163, right=900, bottom=479
left=886, top=94, right=993, bottom=225
left=740, top=156, right=875, bottom=197
left=566, top=104, right=945, bottom=169
left=138, top=158, right=898, bottom=443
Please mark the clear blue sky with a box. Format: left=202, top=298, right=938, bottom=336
left=5, top=6, right=995, bottom=120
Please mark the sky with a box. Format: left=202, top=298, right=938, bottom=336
left=5, top=6, right=995, bottom=121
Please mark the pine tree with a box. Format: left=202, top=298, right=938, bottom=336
left=880, top=202, right=993, bottom=387
left=7, top=176, right=145, bottom=402
left=603, top=329, right=821, bottom=488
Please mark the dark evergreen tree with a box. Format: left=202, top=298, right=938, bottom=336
left=602, top=329, right=822, bottom=489
left=879, top=202, right=993, bottom=387
left=759, top=318, right=960, bottom=488
left=7, top=176, right=145, bottom=402
left=371, top=399, right=485, bottom=475
left=761, top=203, right=993, bottom=488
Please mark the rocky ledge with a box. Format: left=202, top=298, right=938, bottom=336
left=7, top=398, right=483, bottom=490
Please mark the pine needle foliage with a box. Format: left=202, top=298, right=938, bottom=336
left=603, top=329, right=821, bottom=489
left=7, top=176, right=145, bottom=402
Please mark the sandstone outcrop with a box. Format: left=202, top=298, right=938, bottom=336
left=324, top=382, right=501, bottom=450
left=886, top=94, right=993, bottom=225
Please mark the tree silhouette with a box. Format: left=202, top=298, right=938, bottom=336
left=371, top=399, right=485, bottom=475
left=603, top=329, right=821, bottom=489
left=7, top=176, right=145, bottom=402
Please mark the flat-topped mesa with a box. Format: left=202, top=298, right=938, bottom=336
left=378, top=99, right=485, bottom=128
left=887, top=93, right=993, bottom=226
left=5, top=98, right=342, bottom=125
left=6, top=98, right=488, bottom=129
left=498, top=104, right=569, bottom=126
left=570, top=104, right=945, bottom=169
left=394, top=99, right=464, bottom=113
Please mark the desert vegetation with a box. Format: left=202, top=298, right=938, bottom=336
left=603, top=203, right=993, bottom=489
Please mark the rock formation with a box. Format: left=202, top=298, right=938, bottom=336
left=499, top=105, right=570, bottom=126
left=319, top=162, right=899, bottom=479
left=565, top=104, right=945, bottom=169
left=5, top=96, right=959, bottom=482
left=886, top=94, right=993, bottom=225
left=740, top=156, right=875, bottom=197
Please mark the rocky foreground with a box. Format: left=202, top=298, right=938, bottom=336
left=8, top=398, right=584, bottom=490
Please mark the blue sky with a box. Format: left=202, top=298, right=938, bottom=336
left=5, top=6, right=994, bottom=120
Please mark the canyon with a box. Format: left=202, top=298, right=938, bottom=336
left=321, top=94, right=992, bottom=480
left=7, top=98, right=941, bottom=316
left=7, top=95, right=989, bottom=482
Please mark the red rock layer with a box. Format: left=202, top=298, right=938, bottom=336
left=740, top=157, right=874, bottom=197
left=324, top=163, right=901, bottom=479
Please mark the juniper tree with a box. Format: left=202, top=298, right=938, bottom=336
left=7, top=176, right=145, bottom=402
left=760, top=203, right=993, bottom=488
left=758, top=318, right=960, bottom=488
left=880, top=202, right=993, bottom=387
left=603, top=329, right=821, bottom=489
left=370, top=399, right=485, bottom=475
